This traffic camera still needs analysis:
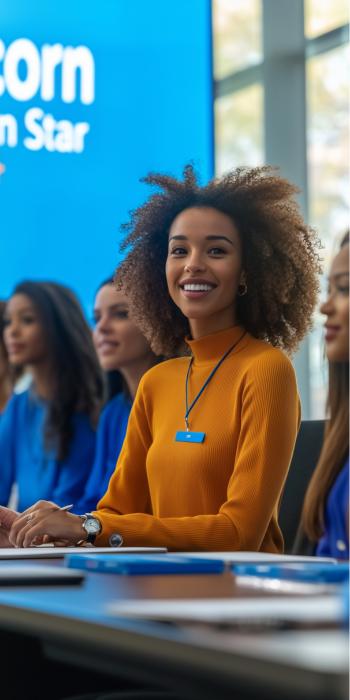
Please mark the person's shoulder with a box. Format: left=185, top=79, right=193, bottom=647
left=244, top=336, right=295, bottom=375
left=140, top=357, right=189, bottom=385
left=0, top=389, right=30, bottom=431
left=5, top=388, right=30, bottom=411
left=12, top=386, right=31, bottom=401
left=100, top=392, right=131, bottom=422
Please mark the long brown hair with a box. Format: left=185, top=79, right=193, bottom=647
left=11, top=281, right=105, bottom=460
left=302, top=232, right=349, bottom=540
left=116, top=164, right=321, bottom=356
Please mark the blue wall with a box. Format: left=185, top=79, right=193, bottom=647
left=0, top=0, right=213, bottom=314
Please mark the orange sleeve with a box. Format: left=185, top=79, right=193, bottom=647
left=219, top=351, right=301, bottom=549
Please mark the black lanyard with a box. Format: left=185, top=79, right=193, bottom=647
left=184, top=331, right=246, bottom=431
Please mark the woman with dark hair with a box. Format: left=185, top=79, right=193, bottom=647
left=299, top=232, right=349, bottom=558
left=0, top=301, right=12, bottom=414
left=76, top=277, right=161, bottom=513
left=8, top=165, right=321, bottom=551
left=0, top=281, right=104, bottom=511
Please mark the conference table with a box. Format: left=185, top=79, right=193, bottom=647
left=0, top=555, right=347, bottom=700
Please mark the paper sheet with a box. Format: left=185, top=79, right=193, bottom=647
left=0, top=564, right=84, bottom=584
left=107, top=595, right=342, bottom=624
left=177, top=551, right=337, bottom=564
left=0, top=548, right=335, bottom=563
left=0, top=546, right=167, bottom=559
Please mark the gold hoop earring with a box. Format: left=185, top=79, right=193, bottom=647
left=237, top=282, right=247, bottom=297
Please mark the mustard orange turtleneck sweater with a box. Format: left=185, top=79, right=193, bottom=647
left=94, top=325, right=300, bottom=552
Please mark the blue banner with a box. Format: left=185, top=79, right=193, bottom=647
left=0, top=0, right=213, bottom=312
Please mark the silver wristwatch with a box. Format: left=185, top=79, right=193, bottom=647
left=79, top=513, right=102, bottom=544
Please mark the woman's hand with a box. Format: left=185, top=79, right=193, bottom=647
left=0, top=505, right=19, bottom=529
left=0, top=527, right=12, bottom=548
left=8, top=502, right=86, bottom=548
left=0, top=506, right=19, bottom=548
left=0, top=506, right=19, bottom=547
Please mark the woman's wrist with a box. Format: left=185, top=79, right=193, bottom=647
left=67, top=513, right=88, bottom=544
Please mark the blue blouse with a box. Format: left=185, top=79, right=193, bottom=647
left=316, top=456, right=349, bottom=560
left=75, top=392, right=131, bottom=514
left=0, top=390, right=97, bottom=512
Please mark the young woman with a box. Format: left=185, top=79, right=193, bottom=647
left=299, top=232, right=349, bottom=559
left=8, top=166, right=321, bottom=551
left=75, top=278, right=161, bottom=513
left=0, top=281, right=104, bottom=512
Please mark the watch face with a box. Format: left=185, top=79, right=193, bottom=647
left=85, top=517, right=101, bottom=534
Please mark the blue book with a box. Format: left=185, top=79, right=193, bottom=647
left=66, top=553, right=224, bottom=575
left=232, top=562, right=349, bottom=584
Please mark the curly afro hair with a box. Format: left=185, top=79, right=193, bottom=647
left=116, top=165, right=321, bottom=357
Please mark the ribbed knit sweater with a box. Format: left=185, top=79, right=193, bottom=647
left=94, top=325, right=300, bottom=552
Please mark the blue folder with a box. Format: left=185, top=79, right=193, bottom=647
left=66, top=553, right=225, bottom=575
left=232, top=562, right=349, bottom=584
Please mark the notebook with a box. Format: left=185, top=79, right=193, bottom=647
left=232, top=562, right=349, bottom=584
left=66, top=553, right=225, bottom=575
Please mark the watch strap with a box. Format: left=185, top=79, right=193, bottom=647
left=78, top=513, right=101, bottom=544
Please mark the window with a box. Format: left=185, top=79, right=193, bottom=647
left=213, top=0, right=349, bottom=418
left=305, top=0, right=349, bottom=38
left=215, top=84, right=263, bottom=174
left=213, top=0, right=263, bottom=172
left=307, top=45, right=349, bottom=256
left=213, top=0, right=261, bottom=79
left=307, top=43, right=350, bottom=417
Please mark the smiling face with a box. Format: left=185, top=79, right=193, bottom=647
left=3, top=294, right=48, bottom=367
left=93, top=284, right=153, bottom=372
left=320, top=243, right=349, bottom=363
left=165, top=206, right=243, bottom=338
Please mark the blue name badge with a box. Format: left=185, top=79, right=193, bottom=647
left=175, top=430, right=205, bottom=444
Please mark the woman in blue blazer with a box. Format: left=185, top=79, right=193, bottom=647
left=301, top=232, right=349, bottom=558
left=75, top=277, right=161, bottom=514
left=0, top=280, right=104, bottom=512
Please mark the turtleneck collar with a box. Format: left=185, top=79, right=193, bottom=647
left=185, top=325, right=247, bottom=365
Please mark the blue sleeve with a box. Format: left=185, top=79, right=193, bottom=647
left=0, top=395, right=17, bottom=506
left=316, top=458, right=349, bottom=560
left=50, top=415, right=97, bottom=509
left=315, top=535, right=331, bottom=557
left=76, top=395, right=131, bottom=514
left=75, top=409, right=111, bottom=513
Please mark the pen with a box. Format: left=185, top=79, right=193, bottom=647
left=26, top=503, right=74, bottom=523
left=57, top=504, right=74, bottom=512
